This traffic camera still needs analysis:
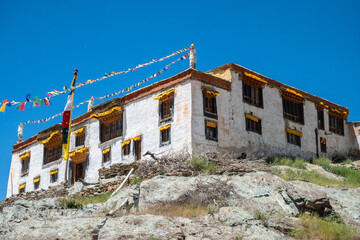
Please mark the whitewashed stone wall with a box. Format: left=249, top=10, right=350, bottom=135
left=7, top=142, right=67, bottom=198
left=192, top=70, right=354, bottom=159
left=7, top=80, right=193, bottom=197
left=6, top=72, right=358, bottom=197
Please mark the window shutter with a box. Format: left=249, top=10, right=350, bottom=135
left=213, top=96, right=217, bottom=115
left=202, top=91, right=206, bottom=115
left=171, top=96, right=174, bottom=116
left=205, top=121, right=208, bottom=138
left=159, top=102, right=163, bottom=120
left=259, top=87, right=263, bottom=107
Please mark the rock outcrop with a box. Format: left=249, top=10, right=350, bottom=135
left=1, top=170, right=359, bottom=239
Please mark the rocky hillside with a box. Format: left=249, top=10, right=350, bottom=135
left=1, top=156, right=360, bottom=240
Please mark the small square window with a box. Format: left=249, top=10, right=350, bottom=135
left=205, top=120, right=218, bottom=141
left=122, top=143, right=130, bottom=156
left=103, top=149, right=111, bottom=163
left=50, top=169, right=58, bottom=183
left=75, top=133, right=85, bottom=147
left=245, top=115, right=262, bottom=134
left=19, top=184, right=25, bottom=194
left=160, top=126, right=171, bottom=146
left=287, top=132, right=301, bottom=147
left=34, top=177, right=40, bottom=190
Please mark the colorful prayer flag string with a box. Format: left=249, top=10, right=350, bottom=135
left=21, top=53, right=189, bottom=125
left=2, top=46, right=191, bottom=113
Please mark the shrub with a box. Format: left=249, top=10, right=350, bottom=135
left=76, top=192, right=112, bottom=205
left=131, top=176, right=143, bottom=185
left=60, top=198, right=83, bottom=209
left=272, top=157, right=307, bottom=169
left=254, top=211, right=266, bottom=220
left=60, top=192, right=112, bottom=208
left=313, top=157, right=360, bottom=187
left=293, top=214, right=360, bottom=240
left=313, top=157, right=332, bottom=167
left=344, top=159, right=353, bottom=165
left=189, top=156, right=217, bottom=173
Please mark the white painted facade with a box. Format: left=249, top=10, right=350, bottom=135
left=7, top=66, right=359, bottom=197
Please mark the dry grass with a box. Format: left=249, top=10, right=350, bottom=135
left=293, top=214, right=360, bottom=240
left=60, top=192, right=112, bottom=208
left=140, top=203, right=208, bottom=218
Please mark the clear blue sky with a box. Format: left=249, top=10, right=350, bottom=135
left=0, top=0, right=359, bottom=200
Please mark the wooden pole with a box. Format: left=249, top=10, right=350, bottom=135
left=65, top=69, right=78, bottom=184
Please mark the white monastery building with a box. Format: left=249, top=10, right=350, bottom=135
left=7, top=63, right=360, bottom=197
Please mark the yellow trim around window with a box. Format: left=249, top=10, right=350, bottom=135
left=38, top=131, right=60, bottom=144
left=18, top=184, right=25, bottom=190
left=131, top=136, right=141, bottom=141
left=244, top=72, right=268, bottom=84
left=102, top=148, right=111, bottom=154
left=205, top=90, right=220, bottom=96
left=153, top=89, right=175, bottom=100
left=245, top=114, right=259, bottom=123
left=90, top=107, right=122, bottom=119
left=50, top=169, right=58, bottom=175
left=159, top=125, right=171, bottom=131
left=69, top=146, right=89, bottom=158
left=286, top=128, right=303, bottom=137
left=72, top=127, right=85, bottom=135
left=206, top=122, right=217, bottom=128
left=33, top=177, right=40, bottom=183
left=121, top=140, right=130, bottom=147
left=19, top=152, right=30, bottom=160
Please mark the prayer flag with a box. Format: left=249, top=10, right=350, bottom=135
left=62, top=69, right=78, bottom=160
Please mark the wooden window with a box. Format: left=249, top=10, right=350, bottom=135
left=203, top=90, right=218, bottom=119
left=287, top=132, right=301, bottom=147
left=243, top=82, right=263, bottom=107
left=100, top=116, right=123, bottom=143
left=44, top=145, right=62, bottom=165
left=282, top=98, right=304, bottom=124
left=245, top=115, right=262, bottom=134
left=50, top=169, right=58, bottom=183
left=320, top=137, right=326, bottom=153
left=160, top=125, right=171, bottom=145
left=329, top=114, right=344, bottom=135
left=159, top=95, right=174, bottom=121
left=75, top=133, right=85, bottom=147
left=103, top=148, right=111, bottom=163
left=317, top=110, right=325, bottom=130
left=122, top=143, right=130, bottom=156
left=19, top=184, right=25, bottom=194
left=205, top=120, right=218, bottom=141
left=33, top=177, right=40, bottom=190
left=21, top=159, right=30, bottom=175
left=134, top=139, right=142, bottom=161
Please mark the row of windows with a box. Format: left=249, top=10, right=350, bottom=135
left=241, top=75, right=345, bottom=135
left=18, top=170, right=58, bottom=194
left=203, top=91, right=329, bottom=153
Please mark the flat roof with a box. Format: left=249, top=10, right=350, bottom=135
left=209, top=63, right=349, bottom=113
left=13, top=68, right=229, bottom=152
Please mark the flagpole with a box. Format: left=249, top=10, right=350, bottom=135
left=64, top=69, right=78, bottom=184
